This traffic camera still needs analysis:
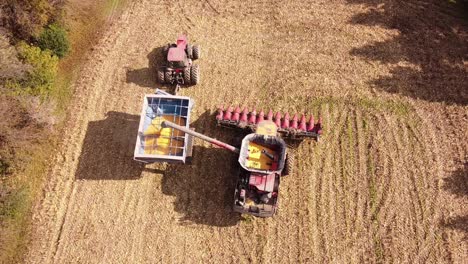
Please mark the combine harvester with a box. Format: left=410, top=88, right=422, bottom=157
left=134, top=91, right=322, bottom=217
left=161, top=119, right=288, bottom=217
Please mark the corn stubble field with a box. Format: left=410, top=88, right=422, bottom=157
left=26, top=0, right=467, bottom=263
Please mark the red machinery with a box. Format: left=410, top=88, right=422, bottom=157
left=162, top=120, right=292, bottom=217
left=216, top=105, right=322, bottom=140
left=157, top=35, right=200, bottom=86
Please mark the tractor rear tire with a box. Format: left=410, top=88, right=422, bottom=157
left=282, top=152, right=295, bottom=176
left=157, top=69, right=165, bottom=84
left=164, top=70, right=172, bottom=84
left=184, top=67, right=191, bottom=85
left=186, top=44, right=193, bottom=59
left=190, top=64, right=200, bottom=85
left=192, top=45, right=200, bottom=60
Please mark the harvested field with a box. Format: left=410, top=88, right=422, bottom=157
left=26, top=0, right=467, bottom=263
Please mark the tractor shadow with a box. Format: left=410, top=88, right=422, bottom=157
left=442, top=163, right=468, bottom=240
left=75, top=111, right=145, bottom=180
left=347, top=0, right=468, bottom=104
left=125, top=46, right=175, bottom=91
left=161, top=110, right=243, bottom=226
left=443, top=163, right=468, bottom=199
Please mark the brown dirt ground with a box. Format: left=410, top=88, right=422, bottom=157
left=25, top=0, right=467, bottom=263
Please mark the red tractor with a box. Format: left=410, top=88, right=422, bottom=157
left=157, top=35, right=200, bottom=86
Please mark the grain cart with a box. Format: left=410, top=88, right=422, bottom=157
left=157, top=35, right=200, bottom=88
left=134, top=89, right=195, bottom=164
left=161, top=120, right=292, bottom=217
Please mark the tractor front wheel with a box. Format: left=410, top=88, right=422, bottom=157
left=186, top=44, right=193, bottom=59
left=191, top=64, right=200, bottom=85
left=184, top=67, right=191, bottom=85
left=157, top=69, right=165, bottom=84
left=192, top=45, right=200, bottom=60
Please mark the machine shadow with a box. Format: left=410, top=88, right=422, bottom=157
left=442, top=163, right=468, bottom=240
left=75, top=111, right=145, bottom=180
left=443, top=163, right=468, bottom=199
left=347, top=0, right=468, bottom=104
left=163, top=146, right=241, bottom=226
left=162, top=110, right=243, bottom=226
left=125, top=46, right=174, bottom=92
left=75, top=110, right=242, bottom=225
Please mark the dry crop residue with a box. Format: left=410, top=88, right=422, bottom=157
left=26, top=0, right=467, bottom=263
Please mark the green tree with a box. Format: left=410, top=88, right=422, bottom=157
left=38, top=24, right=70, bottom=58
left=15, top=42, right=58, bottom=96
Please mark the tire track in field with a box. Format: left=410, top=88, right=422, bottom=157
left=370, top=113, right=402, bottom=262
left=362, top=111, right=441, bottom=263
left=358, top=111, right=378, bottom=263
left=399, top=121, right=423, bottom=260
left=407, top=124, right=427, bottom=255
left=385, top=116, right=408, bottom=262
left=329, top=109, right=403, bottom=262
left=371, top=111, right=446, bottom=263
left=406, top=117, right=445, bottom=262
left=327, top=112, right=349, bottom=261
left=343, top=107, right=370, bottom=262
left=372, top=114, right=393, bottom=222
left=415, top=114, right=447, bottom=262
left=295, top=138, right=317, bottom=263
left=344, top=108, right=362, bottom=262
left=339, top=112, right=352, bottom=238
left=302, top=105, right=327, bottom=263
left=342, top=109, right=362, bottom=258
left=313, top=104, right=349, bottom=262
left=406, top=120, right=442, bottom=262
left=379, top=114, right=405, bottom=263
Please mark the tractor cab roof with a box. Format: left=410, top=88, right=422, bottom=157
left=167, top=47, right=186, bottom=62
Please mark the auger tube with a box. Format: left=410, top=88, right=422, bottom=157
left=161, top=120, right=240, bottom=154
